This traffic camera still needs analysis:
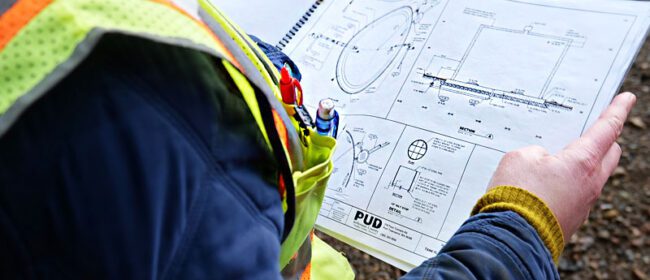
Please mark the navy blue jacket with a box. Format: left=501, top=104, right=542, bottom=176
left=403, top=211, right=559, bottom=279
left=0, top=34, right=558, bottom=279
left=0, top=34, right=284, bottom=279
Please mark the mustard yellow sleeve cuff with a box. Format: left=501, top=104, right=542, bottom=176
left=471, top=186, right=564, bottom=263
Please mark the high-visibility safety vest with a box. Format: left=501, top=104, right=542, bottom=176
left=0, top=0, right=354, bottom=279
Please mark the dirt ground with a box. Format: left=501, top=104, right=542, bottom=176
left=316, top=37, right=650, bottom=280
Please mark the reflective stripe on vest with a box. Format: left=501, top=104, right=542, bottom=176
left=282, top=230, right=313, bottom=280
left=0, top=0, right=297, bottom=237
left=0, top=0, right=235, bottom=135
left=0, top=0, right=297, bottom=197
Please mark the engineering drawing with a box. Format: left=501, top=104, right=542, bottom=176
left=384, top=165, right=434, bottom=224
left=332, top=129, right=391, bottom=191
left=281, top=0, right=648, bottom=270
left=422, top=24, right=583, bottom=111
left=335, top=0, right=440, bottom=94
left=336, top=6, right=413, bottom=94
left=387, top=165, right=419, bottom=195
left=407, top=139, right=428, bottom=160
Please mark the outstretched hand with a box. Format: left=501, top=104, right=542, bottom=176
left=487, top=92, right=637, bottom=241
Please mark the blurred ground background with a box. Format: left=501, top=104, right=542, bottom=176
left=316, top=37, right=650, bottom=280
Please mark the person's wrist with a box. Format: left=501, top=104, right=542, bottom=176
left=472, top=185, right=565, bottom=263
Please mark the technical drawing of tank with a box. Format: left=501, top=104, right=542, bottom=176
left=336, top=6, right=414, bottom=94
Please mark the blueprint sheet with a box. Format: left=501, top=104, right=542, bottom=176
left=282, top=0, right=650, bottom=271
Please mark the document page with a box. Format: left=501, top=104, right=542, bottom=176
left=282, top=0, right=650, bottom=270
left=212, top=0, right=317, bottom=44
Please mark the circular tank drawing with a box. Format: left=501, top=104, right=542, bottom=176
left=336, top=6, right=413, bottom=94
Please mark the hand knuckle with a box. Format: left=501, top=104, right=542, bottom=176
left=606, top=116, right=624, bottom=136
left=576, top=151, right=599, bottom=172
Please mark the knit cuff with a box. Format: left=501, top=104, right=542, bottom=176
left=471, top=186, right=564, bottom=264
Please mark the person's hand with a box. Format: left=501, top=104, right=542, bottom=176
left=487, top=92, right=637, bottom=241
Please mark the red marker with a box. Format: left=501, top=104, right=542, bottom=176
left=279, top=66, right=303, bottom=105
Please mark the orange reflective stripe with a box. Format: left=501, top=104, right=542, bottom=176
left=0, top=1, right=242, bottom=70
left=300, top=262, right=312, bottom=280
left=0, top=0, right=51, bottom=51
left=278, top=174, right=286, bottom=200
left=273, top=109, right=289, bottom=199
left=298, top=231, right=314, bottom=280
left=149, top=0, right=242, bottom=70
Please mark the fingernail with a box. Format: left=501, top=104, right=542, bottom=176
left=622, top=92, right=636, bottom=101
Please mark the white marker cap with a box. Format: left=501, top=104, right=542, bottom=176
left=318, top=98, right=336, bottom=120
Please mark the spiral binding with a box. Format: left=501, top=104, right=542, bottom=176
left=276, top=0, right=324, bottom=50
